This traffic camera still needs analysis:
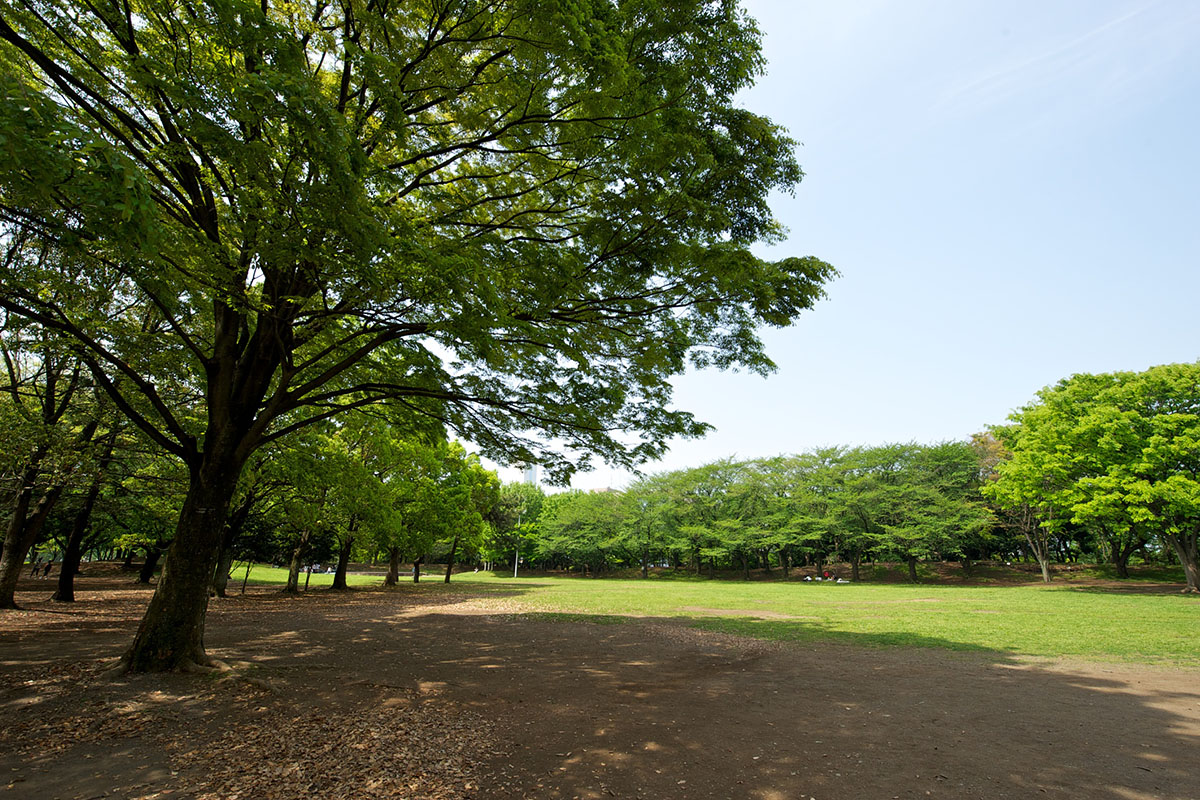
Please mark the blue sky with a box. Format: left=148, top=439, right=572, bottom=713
left=502, top=0, right=1200, bottom=490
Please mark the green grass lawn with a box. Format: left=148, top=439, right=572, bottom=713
left=236, top=565, right=1200, bottom=666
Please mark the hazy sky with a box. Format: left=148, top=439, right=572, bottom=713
left=497, top=0, right=1200, bottom=490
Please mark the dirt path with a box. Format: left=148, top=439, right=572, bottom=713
left=2, top=577, right=1198, bottom=800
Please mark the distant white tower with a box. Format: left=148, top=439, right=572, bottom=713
left=523, top=463, right=538, bottom=485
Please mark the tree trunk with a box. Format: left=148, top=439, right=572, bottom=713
left=1164, top=532, right=1200, bottom=593
left=959, top=557, right=973, bottom=578
left=211, top=547, right=236, bottom=598
left=52, top=523, right=86, bottom=603
left=906, top=555, right=919, bottom=583
left=284, top=531, right=310, bottom=593
left=850, top=553, right=861, bottom=582
left=444, top=533, right=460, bottom=584
left=780, top=547, right=789, bottom=579
left=385, top=547, right=402, bottom=586
left=333, top=533, right=355, bottom=590
left=138, top=549, right=162, bottom=584
left=740, top=551, right=750, bottom=581
left=412, top=555, right=422, bottom=583
left=0, top=463, right=68, bottom=608
left=1112, top=534, right=1136, bottom=579
left=640, top=545, right=649, bottom=579
left=120, top=464, right=242, bottom=672
left=52, top=431, right=117, bottom=603
left=211, top=488, right=256, bottom=598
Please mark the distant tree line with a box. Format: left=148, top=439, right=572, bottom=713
left=488, top=362, right=1200, bottom=591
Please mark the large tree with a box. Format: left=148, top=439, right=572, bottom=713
left=986, top=364, right=1200, bottom=591
left=0, top=0, right=832, bottom=670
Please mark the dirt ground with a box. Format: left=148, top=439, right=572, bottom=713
left=2, top=571, right=1199, bottom=800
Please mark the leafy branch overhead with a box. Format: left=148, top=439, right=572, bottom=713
left=0, top=0, right=833, bottom=481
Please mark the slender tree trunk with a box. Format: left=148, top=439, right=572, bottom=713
left=385, top=547, right=402, bottom=586
left=444, top=532, right=460, bottom=584
left=906, top=555, right=919, bottom=583
left=138, top=549, right=162, bottom=584
left=850, top=552, right=861, bottom=582
left=413, top=555, right=422, bottom=583
left=740, top=551, right=750, bottom=581
left=53, top=431, right=118, bottom=603
left=640, top=544, right=649, bottom=579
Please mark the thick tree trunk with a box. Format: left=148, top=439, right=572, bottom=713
left=850, top=553, right=861, bottom=582
left=444, top=533, right=459, bottom=584
left=1164, top=533, right=1200, bottom=593
left=906, top=555, right=919, bottom=583
left=120, top=464, right=242, bottom=672
left=385, top=547, right=402, bottom=586
left=332, top=533, right=355, bottom=590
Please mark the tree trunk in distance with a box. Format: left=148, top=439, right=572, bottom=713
left=211, top=547, right=236, bottom=598
left=412, top=556, right=422, bottom=583
left=284, top=531, right=309, bottom=594
left=959, top=557, right=973, bottom=578
left=385, top=547, right=401, bottom=586
left=332, top=536, right=354, bottom=590
left=444, top=533, right=459, bottom=584
left=138, top=549, right=162, bottom=584
left=906, top=556, right=918, bottom=583
left=0, top=476, right=68, bottom=608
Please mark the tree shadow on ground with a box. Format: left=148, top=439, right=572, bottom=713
left=2, top=585, right=1198, bottom=800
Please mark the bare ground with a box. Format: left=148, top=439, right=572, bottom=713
left=2, top=572, right=1199, bottom=800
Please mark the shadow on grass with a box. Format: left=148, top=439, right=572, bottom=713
left=686, top=615, right=1004, bottom=653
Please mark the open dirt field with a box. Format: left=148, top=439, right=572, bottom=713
left=2, top=572, right=1198, bottom=800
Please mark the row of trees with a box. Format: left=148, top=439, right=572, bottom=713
left=484, top=361, right=1200, bottom=592
left=490, top=442, right=992, bottom=581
